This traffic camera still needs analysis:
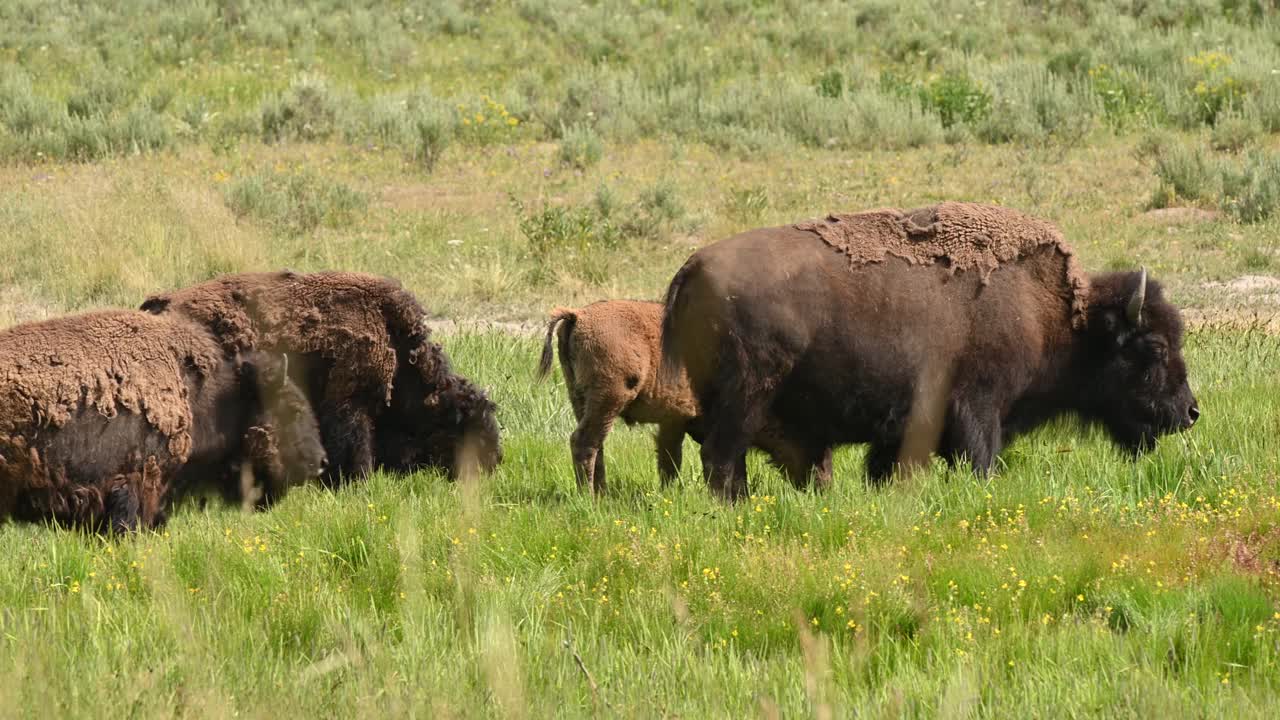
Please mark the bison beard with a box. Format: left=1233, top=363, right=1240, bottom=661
left=660, top=206, right=1198, bottom=500
left=141, top=270, right=502, bottom=484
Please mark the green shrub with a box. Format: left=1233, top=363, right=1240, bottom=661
left=920, top=73, right=992, bottom=129
left=65, top=71, right=131, bottom=119
left=1220, top=151, right=1280, bottom=223
left=1047, top=47, right=1093, bottom=78
left=511, top=195, right=620, bottom=284
left=1148, top=142, right=1280, bottom=222
left=261, top=74, right=345, bottom=143
left=412, top=114, right=451, bottom=173
left=622, top=179, right=689, bottom=239
left=0, top=71, right=60, bottom=137
left=557, top=123, right=603, bottom=169
left=1210, top=113, right=1260, bottom=153
left=848, top=89, right=944, bottom=149
left=723, top=185, right=770, bottom=224
left=1088, top=64, right=1155, bottom=128
left=814, top=69, right=844, bottom=99
left=454, top=94, right=521, bottom=145
left=1184, top=51, right=1248, bottom=126
left=225, top=170, right=368, bottom=234
left=1149, top=144, right=1220, bottom=207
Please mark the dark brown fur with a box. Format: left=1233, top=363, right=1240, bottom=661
left=661, top=212, right=1198, bottom=501
left=538, top=301, right=834, bottom=493
left=142, top=270, right=501, bottom=483
left=0, top=310, right=326, bottom=532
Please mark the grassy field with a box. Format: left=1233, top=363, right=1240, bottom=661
left=2, top=1, right=1280, bottom=718
left=1, top=331, right=1279, bottom=717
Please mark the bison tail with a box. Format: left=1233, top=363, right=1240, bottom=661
left=536, top=307, right=576, bottom=381
left=659, top=257, right=697, bottom=386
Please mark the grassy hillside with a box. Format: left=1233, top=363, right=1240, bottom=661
left=1, top=2, right=1279, bottom=718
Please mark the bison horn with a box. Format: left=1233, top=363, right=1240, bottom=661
left=279, top=353, right=290, bottom=387
left=1126, top=267, right=1147, bottom=327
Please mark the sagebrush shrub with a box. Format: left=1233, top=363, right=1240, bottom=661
left=225, top=170, right=367, bottom=234
left=558, top=123, right=603, bottom=169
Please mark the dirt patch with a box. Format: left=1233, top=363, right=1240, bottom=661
left=429, top=318, right=541, bottom=337
left=1183, top=308, right=1280, bottom=334
left=1202, top=275, right=1280, bottom=305
left=379, top=183, right=507, bottom=213
left=1140, top=207, right=1221, bottom=225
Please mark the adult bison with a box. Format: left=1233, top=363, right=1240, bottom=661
left=0, top=310, right=327, bottom=532
left=141, top=271, right=501, bottom=484
left=660, top=202, right=1199, bottom=500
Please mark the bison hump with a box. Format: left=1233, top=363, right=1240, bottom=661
left=795, top=202, right=1089, bottom=328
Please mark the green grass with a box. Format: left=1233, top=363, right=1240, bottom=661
left=1, top=330, right=1278, bottom=717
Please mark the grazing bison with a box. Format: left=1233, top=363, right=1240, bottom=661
left=0, top=311, right=327, bottom=532
left=661, top=202, right=1199, bottom=500
left=141, top=270, right=501, bottom=483
left=537, top=300, right=833, bottom=492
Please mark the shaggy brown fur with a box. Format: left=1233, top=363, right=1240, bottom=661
left=796, top=202, right=1090, bottom=328
left=538, top=300, right=832, bottom=493
left=142, top=270, right=501, bottom=483
left=0, top=310, right=326, bottom=532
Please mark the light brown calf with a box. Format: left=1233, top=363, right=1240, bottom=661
left=538, top=300, right=831, bottom=493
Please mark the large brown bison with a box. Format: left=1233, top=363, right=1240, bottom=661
left=141, top=270, right=501, bottom=484
left=660, top=202, right=1199, bottom=500
left=538, top=300, right=832, bottom=492
left=0, top=310, right=327, bottom=532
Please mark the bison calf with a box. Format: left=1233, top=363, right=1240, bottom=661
left=0, top=310, right=326, bottom=532
left=538, top=300, right=832, bottom=493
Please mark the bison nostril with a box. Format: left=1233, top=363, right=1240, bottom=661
left=1188, top=405, right=1200, bottom=425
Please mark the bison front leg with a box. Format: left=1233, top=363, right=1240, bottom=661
left=655, top=422, right=685, bottom=488
left=319, top=405, right=374, bottom=486
left=865, top=439, right=902, bottom=486
left=811, top=447, right=834, bottom=491
left=940, top=400, right=1002, bottom=477
left=761, top=434, right=833, bottom=493
left=699, top=435, right=749, bottom=502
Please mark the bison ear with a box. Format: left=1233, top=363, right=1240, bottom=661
left=140, top=296, right=169, bottom=314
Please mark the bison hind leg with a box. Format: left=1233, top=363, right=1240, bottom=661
left=569, top=395, right=628, bottom=495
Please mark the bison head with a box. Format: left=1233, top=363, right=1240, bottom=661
left=246, top=353, right=328, bottom=496
left=1081, top=269, right=1199, bottom=453
left=377, top=347, right=503, bottom=479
